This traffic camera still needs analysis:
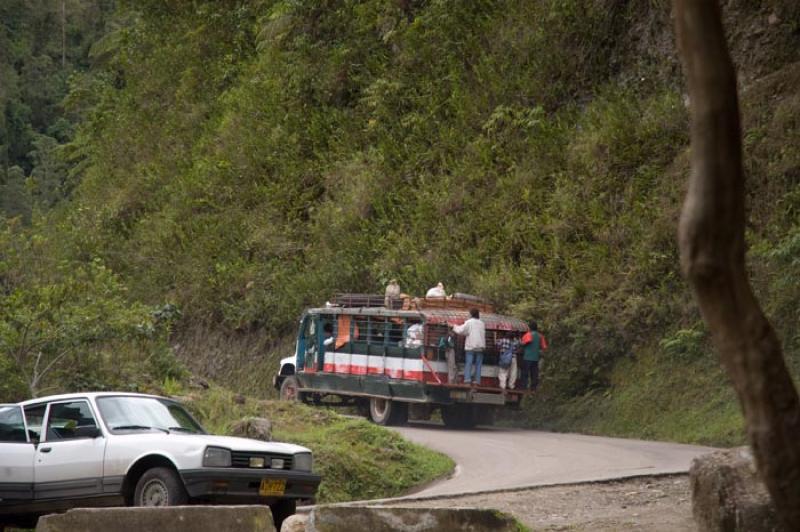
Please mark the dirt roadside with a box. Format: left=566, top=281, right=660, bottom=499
left=378, top=474, right=695, bottom=531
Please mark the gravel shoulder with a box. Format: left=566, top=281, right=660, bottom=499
left=379, top=474, right=695, bottom=531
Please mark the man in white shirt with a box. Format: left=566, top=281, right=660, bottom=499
left=404, top=322, right=424, bottom=349
left=452, top=308, right=486, bottom=386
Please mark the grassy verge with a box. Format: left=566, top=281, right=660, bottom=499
left=181, top=387, right=454, bottom=503
left=519, top=345, right=747, bottom=447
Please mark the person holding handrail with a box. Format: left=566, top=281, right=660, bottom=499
left=520, top=320, right=548, bottom=391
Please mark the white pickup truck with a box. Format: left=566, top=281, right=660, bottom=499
left=0, top=392, right=320, bottom=529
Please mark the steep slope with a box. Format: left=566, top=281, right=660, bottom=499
left=2, top=1, right=799, bottom=445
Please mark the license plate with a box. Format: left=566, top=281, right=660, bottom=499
left=259, top=478, right=286, bottom=496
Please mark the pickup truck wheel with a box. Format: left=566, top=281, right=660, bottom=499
left=134, top=467, right=188, bottom=507
left=269, top=498, right=296, bottom=529
left=369, top=398, right=408, bottom=426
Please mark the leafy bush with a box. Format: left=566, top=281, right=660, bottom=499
left=0, top=254, right=182, bottom=400
left=659, top=326, right=706, bottom=362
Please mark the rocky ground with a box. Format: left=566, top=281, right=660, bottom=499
left=380, top=474, right=695, bottom=531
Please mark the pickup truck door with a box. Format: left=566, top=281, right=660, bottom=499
left=0, top=404, right=35, bottom=504
left=31, top=400, right=106, bottom=500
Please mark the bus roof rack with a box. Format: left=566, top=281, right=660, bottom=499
left=330, top=292, right=494, bottom=313
left=417, top=293, right=494, bottom=313
left=331, top=293, right=395, bottom=308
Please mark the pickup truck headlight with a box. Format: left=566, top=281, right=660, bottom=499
left=203, top=446, right=232, bottom=467
left=293, top=452, right=312, bottom=472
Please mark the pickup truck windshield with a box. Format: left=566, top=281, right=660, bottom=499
left=96, top=396, right=205, bottom=434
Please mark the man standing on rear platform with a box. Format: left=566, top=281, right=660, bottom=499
left=495, top=333, right=519, bottom=391
left=520, top=320, right=548, bottom=391
left=452, top=308, right=486, bottom=386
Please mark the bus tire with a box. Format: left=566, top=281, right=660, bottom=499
left=441, top=404, right=476, bottom=429
left=369, top=397, right=408, bottom=426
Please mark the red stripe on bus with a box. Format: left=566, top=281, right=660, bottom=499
left=350, top=365, right=368, bottom=375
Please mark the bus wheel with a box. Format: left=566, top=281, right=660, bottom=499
left=441, top=404, right=476, bottom=429
left=369, top=397, right=408, bottom=426
left=279, top=376, right=301, bottom=401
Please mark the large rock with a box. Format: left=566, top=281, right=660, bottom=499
left=307, top=506, right=520, bottom=532
left=690, top=447, right=780, bottom=531
left=230, top=417, right=273, bottom=441
left=281, top=513, right=308, bottom=532
left=36, top=506, right=275, bottom=532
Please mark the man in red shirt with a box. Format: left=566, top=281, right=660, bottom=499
left=520, top=320, right=548, bottom=391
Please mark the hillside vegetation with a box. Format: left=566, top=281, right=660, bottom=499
left=2, top=0, right=800, bottom=447
left=0, top=0, right=114, bottom=220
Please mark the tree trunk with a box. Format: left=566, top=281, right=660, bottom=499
left=673, top=1, right=800, bottom=529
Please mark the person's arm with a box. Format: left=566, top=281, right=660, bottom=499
left=540, top=334, right=548, bottom=351
left=452, top=321, right=468, bottom=335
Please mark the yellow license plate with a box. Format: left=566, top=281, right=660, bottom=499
left=259, top=478, right=286, bottom=496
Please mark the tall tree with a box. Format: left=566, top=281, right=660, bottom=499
left=673, top=0, right=800, bottom=529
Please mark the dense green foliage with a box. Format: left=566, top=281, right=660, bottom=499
left=0, top=0, right=114, bottom=220
left=1, top=1, right=800, bottom=447
left=0, top=217, right=184, bottom=400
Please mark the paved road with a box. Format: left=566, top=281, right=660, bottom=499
left=393, top=422, right=716, bottom=498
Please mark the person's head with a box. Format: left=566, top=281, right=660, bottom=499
left=529, top=320, right=538, bottom=332
left=323, top=323, right=334, bottom=336
left=470, top=308, right=480, bottom=319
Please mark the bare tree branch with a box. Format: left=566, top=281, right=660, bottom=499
left=673, top=1, right=800, bottom=528
left=37, top=349, right=72, bottom=384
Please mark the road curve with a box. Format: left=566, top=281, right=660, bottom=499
left=393, top=423, right=716, bottom=498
